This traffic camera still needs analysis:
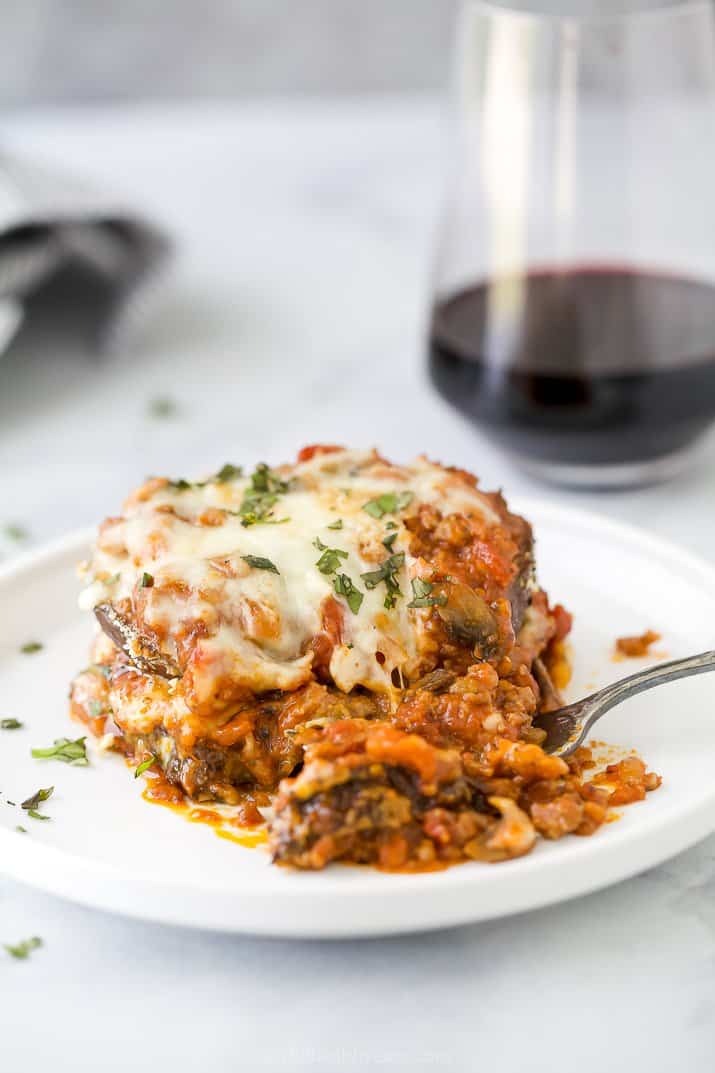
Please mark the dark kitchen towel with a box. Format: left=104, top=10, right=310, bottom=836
left=0, top=152, right=171, bottom=357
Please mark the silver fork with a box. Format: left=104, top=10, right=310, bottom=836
left=534, top=650, right=715, bottom=757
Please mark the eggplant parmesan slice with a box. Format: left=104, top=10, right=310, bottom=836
left=67, top=445, right=632, bottom=868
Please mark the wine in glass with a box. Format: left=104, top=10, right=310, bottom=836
left=428, top=1, right=715, bottom=487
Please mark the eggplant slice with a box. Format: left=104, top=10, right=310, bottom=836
left=507, top=518, right=535, bottom=634
left=94, top=603, right=181, bottom=679
left=437, top=580, right=500, bottom=654
left=435, top=519, right=534, bottom=658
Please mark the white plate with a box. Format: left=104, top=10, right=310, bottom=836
left=1, top=500, right=715, bottom=938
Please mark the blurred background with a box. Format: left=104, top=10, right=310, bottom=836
left=0, top=0, right=678, bottom=104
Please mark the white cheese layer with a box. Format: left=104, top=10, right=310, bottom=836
left=79, top=449, right=501, bottom=701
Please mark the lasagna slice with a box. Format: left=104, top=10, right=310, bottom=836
left=70, top=445, right=592, bottom=864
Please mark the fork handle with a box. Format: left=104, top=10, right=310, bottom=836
left=581, top=649, right=715, bottom=735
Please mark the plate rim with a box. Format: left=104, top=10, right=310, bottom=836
left=2, top=501, right=715, bottom=937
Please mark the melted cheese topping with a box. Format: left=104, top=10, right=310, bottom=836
left=79, top=449, right=502, bottom=706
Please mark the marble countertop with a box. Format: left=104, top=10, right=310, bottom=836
left=2, top=97, right=715, bottom=1072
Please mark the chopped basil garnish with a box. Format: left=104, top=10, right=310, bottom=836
left=241, top=554, right=280, bottom=574
left=4, top=937, right=42, bottom=960
left=139, top=572, right=154, bottom=589
left=407, top=578, right=448, bottom=609
left=20, top=641, right=43, bottom=655
left=361, top=552, right=405, bottom=610
left=382, top=531, right=398, bottom=551
left=251, top=463, right=289, bottom=495
left=167, top=463, right=242, bottom=492
left=88, top=700, right=105, bottom=718
left=315, top=545, right=349, bottom=575
left=15, top=825, right=26, bottom=834
left=333, top=574, right=364, bottom=615
left=313, top=536, right=362, bottom=612
left=134, top=755, right=157, bottom=778
left=31, top=737, right=88, bottom=766
left=362, top=491, right=413, bottom=519
left=215, top=463, right=243, bottom=482
left=239, top=464, right=290, bottom=526
left=240, top=489, right=279, bottom=518
left=327, top=519, right=343, bottom=530
left=21, top=786, right=53, bottom=813
left=1, top=718, right=23, bottom=730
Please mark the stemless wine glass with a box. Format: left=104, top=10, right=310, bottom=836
left=428, top=0, right=715, bottom=487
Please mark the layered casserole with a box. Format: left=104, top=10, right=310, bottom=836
left=70, top=446, right=659, bottom=870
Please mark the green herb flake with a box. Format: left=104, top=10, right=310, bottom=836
left=139, top=572, right=154, bottom=589
left=21, top=786, right=54, bottom=812
left=147, top=396, right=178, bottom=419
left=214, top=463, right=243, bottom=483
left=27, top=810, right=50, bottom=821
left=327, top=519, right=343, bottom=530
left=361, top=553, right=405, bottom=610
left=239, top=494, right=279, bottom=527
left=316, top=546, right=349, bottom=575
left=333, top=574, right=364, bottom=615
left=407, top=578, right=448, bottom=609
left=362, top=490, right=414, bottom=519
left=20, top=641, right=43, bottom=655
left=3, top=523, right=28, bottom=542
left=250, top=462, right=290, bottom=495
left=167, top=463, right=243, bottom=492
left=241, top=554, right=280, bottom=575
left=15, top=826, right=26, bottom=834
left=31, top=737, right=89, bottom=767
left=1, top=718, right=23, bottom=730
left=382, top=531, right=398, bottom=552
left=239, top=464, right=291, bottom=527
left=4, top=937, right=42, bottom=960
left=88, top=700, right=105, bottom=718
left=134, top=755, right=157, bottom=778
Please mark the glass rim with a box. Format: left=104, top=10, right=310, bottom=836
left=463, top=0, right=714, bottom=26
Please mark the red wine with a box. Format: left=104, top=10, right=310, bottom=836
left=428, top=267, right=715, bottom=469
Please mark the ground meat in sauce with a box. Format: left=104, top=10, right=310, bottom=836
left=268, top=720, right=660, bottom=869
left=615, top=629, right=661, bottom=658
left=592, top=756, right=662, bottom=805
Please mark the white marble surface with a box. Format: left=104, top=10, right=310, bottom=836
left=2, top=98, right=715, bottom=1071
